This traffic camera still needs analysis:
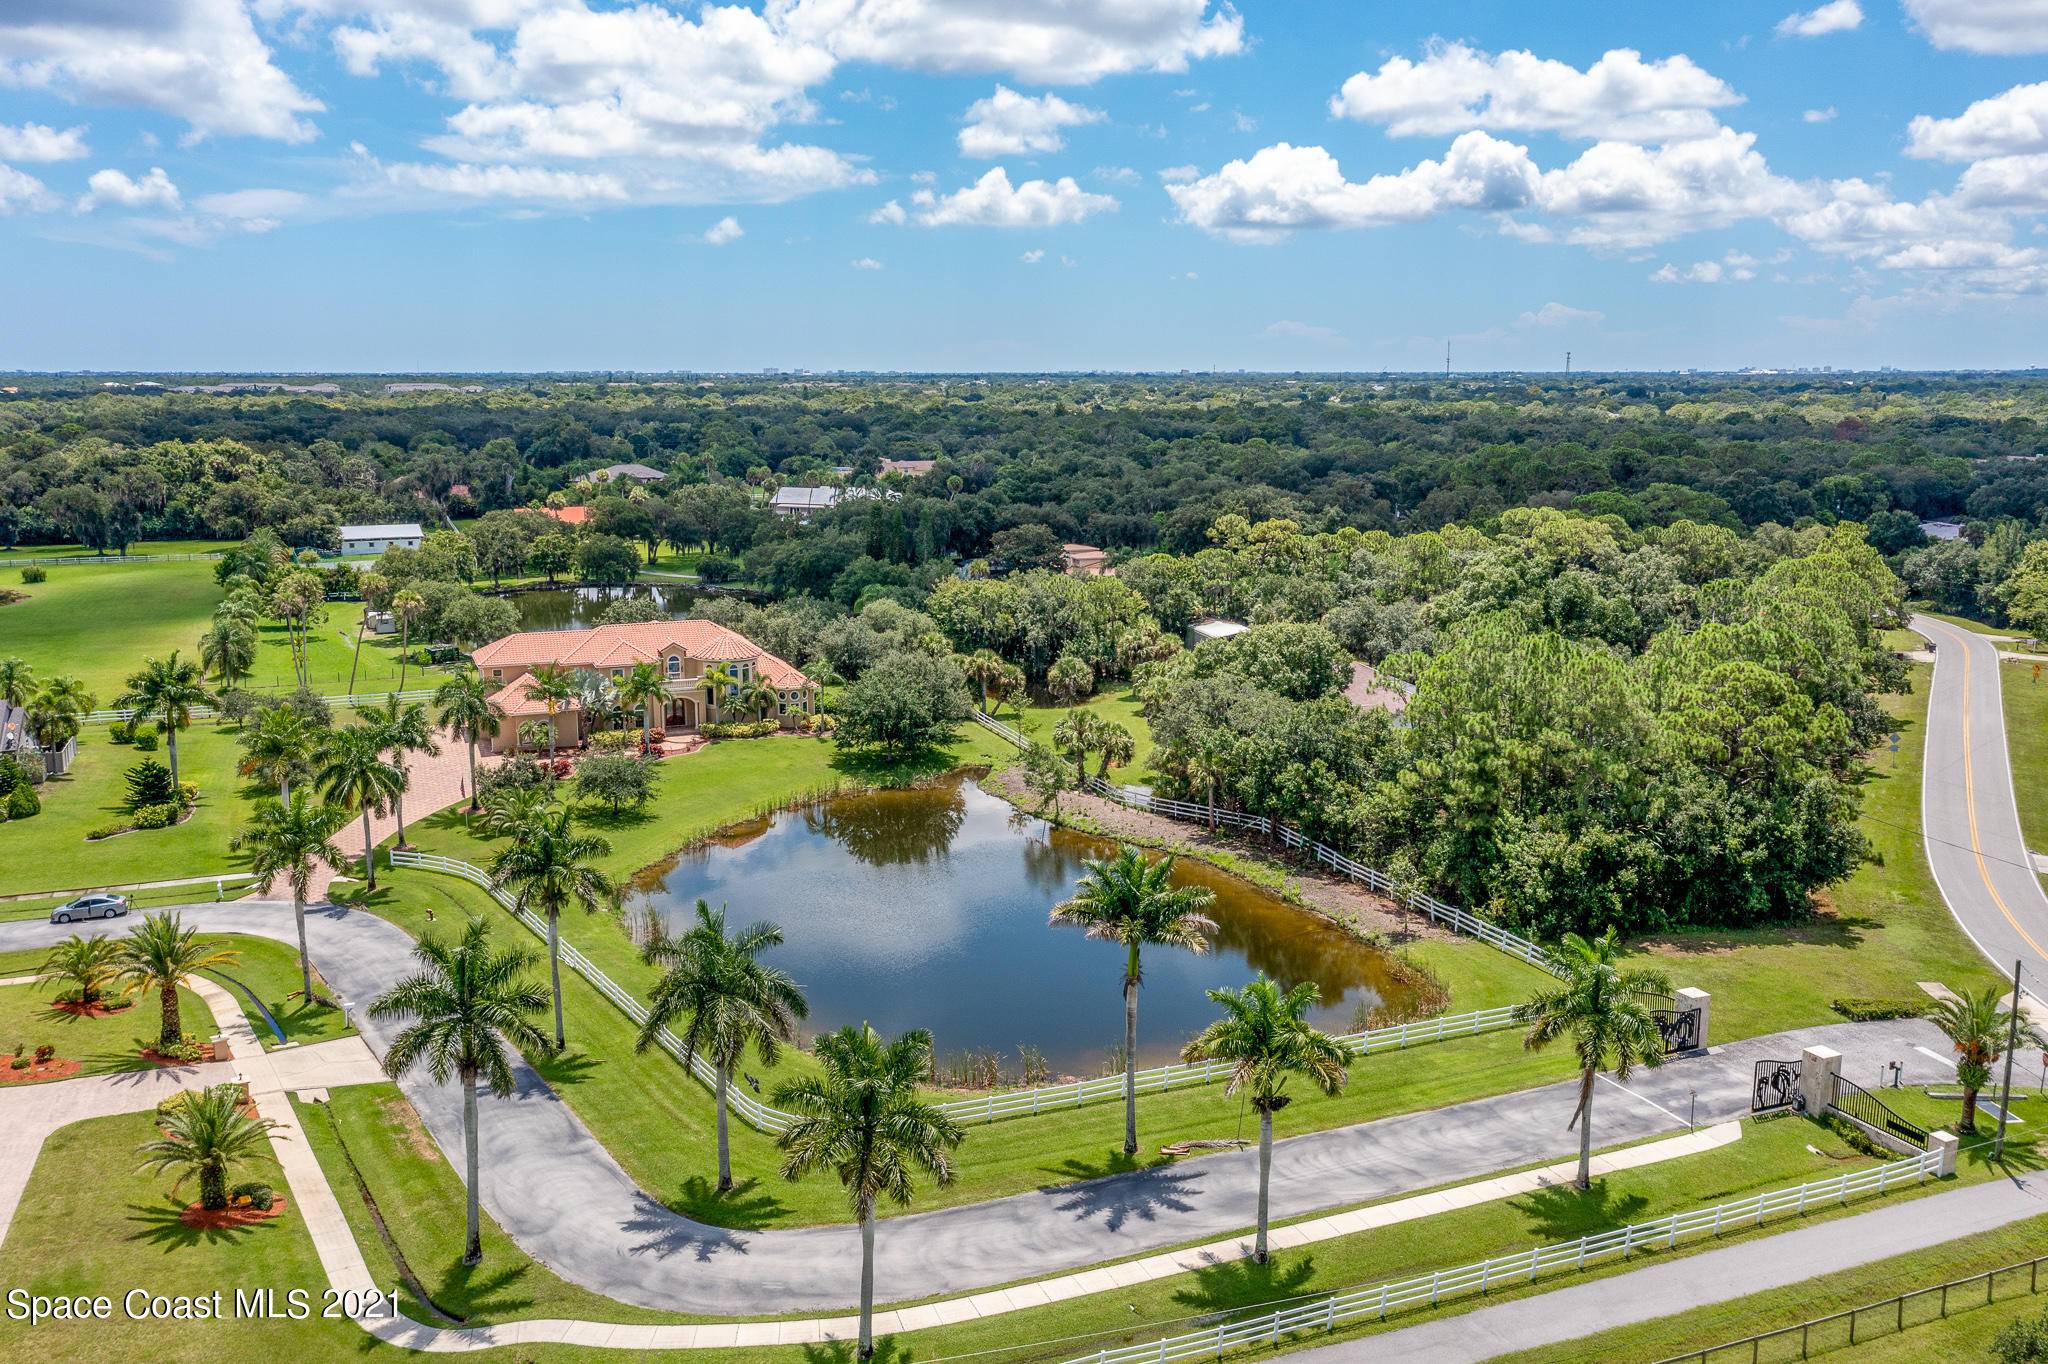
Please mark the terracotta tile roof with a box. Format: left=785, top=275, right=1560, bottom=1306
left=542, top=505, right=590, bottom=525
left=473, top=620, right=813, bottom=688
left=487, top=676, right=577, bottom=718
left=1344, top=661, right=1410, bottom=716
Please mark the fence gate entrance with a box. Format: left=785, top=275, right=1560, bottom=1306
left=1648, top=998, right=1701, bottom=1054
left=1753, top=1059, right=1801, bottom=1114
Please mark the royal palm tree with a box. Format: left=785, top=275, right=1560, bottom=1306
left=960, top=649, right=1006, bottom=712
left=0, top=656, right=33, bottom=709
left=391, top=588, right=427, bottom=693
left=199, top=617, right=256, bottom=691
left=238, top=704, right=321, bottom=802
left=136, top=1083, right=281, bottom=1211
left=774, top=1024, right=963, bottom=1360
left=315, top=725, right=405, bottom=892
left=371, top=917, right=554, bottom=1264
left=1928, top=986, right=2046, bottom=1134
left=1051, top=844, right=1216, bottom=1156
left=639, top=900, right=808, bottom=1193
left=522, top=663, right=578, bottom=767
left=114, top=911, right=239, bottom=1051
left=361, top=694, right=440, bottom=848
left=615, top=660, right=666, bottom=752
left=347, top=571, right=391, bottom=695
left=1180, top=975, right=1349, bottom=1263
left=116, top=651, right=214, bottom=787
left=1514, top=928, right=1672, bottom=1191
left=436, top=669, right=506, bottom=808
left=488, top=805, right=615, bottom=1048
left=37, top=933, right=123, bottom=1006
left=235, top=793, right=350, bottom=1004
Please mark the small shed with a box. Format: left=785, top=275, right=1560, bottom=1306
left=1186, top=618, right=1249, bottom=649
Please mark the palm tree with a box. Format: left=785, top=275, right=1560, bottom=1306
left=238, top=704, right=320, bottom=802
left=37, top=933, right=123, bottom=1006
left=136, top=1083, right=281, bottom=1211
left=1180, top=974, right=1348, bottom=1262
left=735, top=677, right=779, bottom=723
left=1514, top=928, right=1672, bottom=1191
left=114, top=911, right=239, bottom=1051
left=360, top=694, right=440, bottom=848
left=1094, top=721, right=1136, bottom=781
left=960, top=649, right=1006, bottom=712
left=639, top=900, right=808, bottom=1193
left=774, top=1024, right=963, bottom=1360
left=703, top=663, right=740, bottom=724
left=614, top=660, right=666, bottom=752
left=1050, top=844, right=1216, bottom=1156
left=522, top=663, right=578, bottom=767
left=347, top=571, right=390, bottom=695
left=0, top=656, right=33, bottom=709
left=116, top=651, right=214, bottom=787
left=199, top=617, right=255, bottom=691
left=371, top=917, right=554, bottom=1263
left=436, top=669, right=507, bottom=808
left=235, top=793, right=350, bottom=1004
left=315, top=725, right=405, bottom=892
left=25, top=676, right=93, bottom=753
left=488, top=805, right=615, bottom=1049
left=391, top=588, right=427, bottom=692
left=1928, top=987, right=2046, bottom=1134
left=1053, top=708, right=1107, bottom=785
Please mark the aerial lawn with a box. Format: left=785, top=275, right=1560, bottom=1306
left=0, top=978, right=211, bottom=1079
left=1003, top=683, right=1159, bottom=783
left=0, top=538, right=237, bottom=560
left=2003, top=657, right=2048, bottom=865
left=200, top=931, right=357, bottom=1049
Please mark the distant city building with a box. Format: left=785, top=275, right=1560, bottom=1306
left=1919, top=519, right=1965, bottom=542
left=339, top=522, right=424, bottom=555
left=595, top=462, right=666, bottom=484
left=1186, top=618, right=1249, bottom=649
left=1062, top=543, right=1111, bottom=577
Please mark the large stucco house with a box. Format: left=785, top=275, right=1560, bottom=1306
left=470, top=620, right=816, bottom=753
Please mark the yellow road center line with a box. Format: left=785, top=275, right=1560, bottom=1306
left=1955, top=631, right=2048, bottom=961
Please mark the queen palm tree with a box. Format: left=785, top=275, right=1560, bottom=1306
left=735, top=677, right=779, bottom=723
left=0, top=656, right=33, bottom=709
left=114, top=911, right=239, bottom=1051
left=315, top=725, right=405, bottom=892
left=774, top=1024, right=963, bottom=1360
left=360, top=694, right=440, bottom=848
left=614, top=660, right=666, bottom=752
left=1180, top=975, right=1348, bottom=1263
left=199, top=617, right=256, bottom=691
left=488, top=805, right=615, bottom=1049
left=522, top=663, right=578, bottom=767
left=136, top=1083, right=281, bottom=1212
left=391, top=588, right=427, bottom=693
left=436, top=669, right=507, bottom=808
left=235, top=793, right=350, bottom=1004
left=37, top=933, right=123, bottom=1007
left=1051, top=844, right=1216, bottom=1156
left=1928, top=987, right=2046, bottom=1134
left=639, top=900, right=808, bottom=1193
left=960, top=649, right=1006, bottom=712
left=116, top=651, right=214, bottom=787
left=370, top=917, right=553, bottom=1264
left=238, top=704, right=320, bottom=802
left=1514, top=928, right=1672, bottom=1191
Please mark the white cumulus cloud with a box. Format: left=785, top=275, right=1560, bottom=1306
left=1803, top=107, right=1838, bottom=123
left=1517, top=302, right=1605, bottom=327
left=1328, top=41, right=1741, bottom=142
left=1649, top=251, right=1760, bottom=283
left=909, top=167, right=1116, bottom=227
left=1020, top=247, right=1044, bottom=263
left=958, top=86, right=1104, bottom=158
left=850, top=255, right=883, bottom=269
left=0, top=122, right=88, bottom=162
left=1908, top=82, right=2048, bottom=160
left=0, top=163, right=54, bottom=214
left=1777, top=2, right=1863, bottom=38
left=702, top=214, right=743, bottom=244
left=78, top=166, right=181, bottom=212
left=1903, top=0, right=2048, bottom=54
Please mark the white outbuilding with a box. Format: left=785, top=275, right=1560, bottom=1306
left=339, top=522, right=425, bottom=555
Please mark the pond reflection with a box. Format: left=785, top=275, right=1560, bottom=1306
left=622, top=773, right=1422, bottom=1075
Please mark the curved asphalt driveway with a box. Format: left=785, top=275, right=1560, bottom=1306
left=1911, top=615, right=2048, bottom=1003
left=0, top=905, right=1955, bottom=1315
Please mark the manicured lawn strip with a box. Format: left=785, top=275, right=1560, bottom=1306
left=0, top=979, right=210, bottom=1077
left=1920, top=610, right=2016, bottom=637
left=1636, top=665, right=2007, bottom=1041
left=201, top=931, right=356, bottom=1049
left=0, top=880, right=262, bottom=923
left=1499, top=1210, right=2048, bottom=1364
left=0, top=726, right=257, bottom=896
left=2003, top=658, right=2048, bottom=863
left=1003, top=685, right=1159, bottom=783
left=0, top=538, right=238, bottom=559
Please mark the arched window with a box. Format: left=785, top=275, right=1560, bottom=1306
left=666, top=655, right=680, bottom=677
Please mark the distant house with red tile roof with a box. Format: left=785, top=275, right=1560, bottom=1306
left=879, top=457, right=937, bottom=477
left=471, top=620, right=815, bottom=750
left=1062, top=543, right=1110, bottom=577
left=540, top=505, right=590, bottom=526
left=1344, top=662, right=1410, bottom=718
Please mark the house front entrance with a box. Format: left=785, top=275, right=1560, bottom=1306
left=663, top=695, right=699, bottom=731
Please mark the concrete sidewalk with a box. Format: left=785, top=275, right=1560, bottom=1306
left=1293, top=1171, right=2048, bottom=1363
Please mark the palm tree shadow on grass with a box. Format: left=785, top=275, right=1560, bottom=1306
left=126, top=1199, right=279, bottom=1251
left=528, top=1047, right=602, bottom=1088
left=1507, top=1177, right=1650, bottom=1243
left=1170, top=1250, right=1317, bottom=1314
left=668, top=1175, right=791, bottom=1230
left=799, top=1337, right=915, bottom=1364
left=413, top=1256, right=539, bottom=1319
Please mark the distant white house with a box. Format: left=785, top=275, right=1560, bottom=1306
left=1186, top=618, right=1249, bottom=649
left=596, top=462, right=666, bottom=484
left=770, top=486, right=844, bottom=519
left=1919, top=519, right=1965, bottom=542
left=340, top=522, right=425, bottom=555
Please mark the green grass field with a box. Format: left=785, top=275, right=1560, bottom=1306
left=1002, top=684, right=1159, bottom=783
left=0, top=979, right=210, bottom=1078
left=201, top=932, right=356, bottom=1049
left=0, top=538, right=238, bottom=560
left=2003, top=659, right=2048, bottom=867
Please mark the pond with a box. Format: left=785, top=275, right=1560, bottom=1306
left=508, top=584, right=707, bottom=631
left=621, top=773, right=1426, bottom=1078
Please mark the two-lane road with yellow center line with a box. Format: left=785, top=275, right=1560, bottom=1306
left=1912, top=614, right=2048, bottom=1002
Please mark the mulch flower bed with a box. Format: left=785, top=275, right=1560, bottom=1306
left=179, top=1196, right=287, bottom=1231
left=140, top=1047, right=210, bottom=1069
left=52, top=998, right=133, bottom=1018
left=1, top=1058, right=81, bottom=1084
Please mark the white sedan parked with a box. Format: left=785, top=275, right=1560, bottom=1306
left=50, top=893, right=130, bottom=924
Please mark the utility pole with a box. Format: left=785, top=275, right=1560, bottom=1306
left=1444, top=342, right=1450, bottom=379
left=1565, top=350, right=1572, bottom=375
left=1996, top=958, right=2023, bottom=1159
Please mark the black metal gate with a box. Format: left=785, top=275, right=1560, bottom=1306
left=1753, top=1058, right=1801, bottom=1114
left=1833, top=1075, right=1929, bottom=1147
left=1650, top=1005, right=1700, bottom=1054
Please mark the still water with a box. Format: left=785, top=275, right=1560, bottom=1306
left=622, top=774, right=1422, bottom=1076
left=510, top=584, right=704, bottom=631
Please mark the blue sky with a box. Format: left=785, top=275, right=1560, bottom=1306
left=1, top=0, right=2046, bottom=372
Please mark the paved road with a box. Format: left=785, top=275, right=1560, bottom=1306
left=1294, top=1169, right=2048, bottom=1363
left=1911, top=615, right=2048, bottom=1002
left=0, top=907, right=1958, bottom=1315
